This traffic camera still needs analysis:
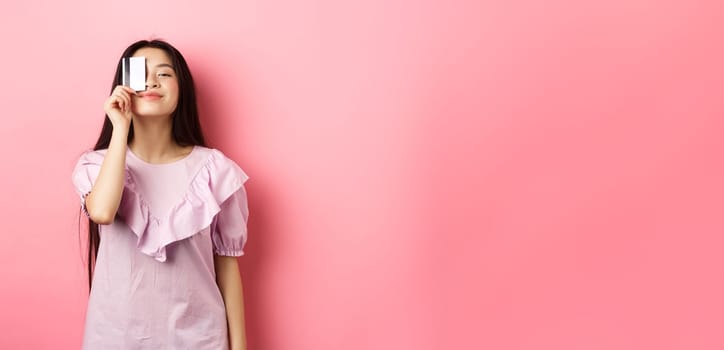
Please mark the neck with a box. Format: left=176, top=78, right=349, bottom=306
left=128, top=116, right=180, bottom=163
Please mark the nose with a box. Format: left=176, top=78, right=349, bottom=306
left=146, top=74, right=159, bottom=89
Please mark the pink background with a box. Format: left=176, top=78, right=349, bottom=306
left=1, top=0, right=723, bottom=349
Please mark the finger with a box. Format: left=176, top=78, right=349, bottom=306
left=120, top=94, right=130, bottom=110
left=111, top=95, right=121, bottom=110
left=115, top=90, right=127, bottom=104
left=117, top=93, right=126, bottom=108
left=113, top=94, right=124, bottom=108
left=123, top=86, right=138, bottom=95
left=117, top=85, right=132, bottom=96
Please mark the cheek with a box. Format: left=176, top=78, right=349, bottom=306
left=165, top=82, right=180, bottom=103
left=169, top=83, right=180, bottom=99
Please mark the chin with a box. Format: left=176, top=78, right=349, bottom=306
left=134, top=110, right=174, bottom=119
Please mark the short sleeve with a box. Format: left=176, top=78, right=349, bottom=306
left=71, top=150, right=102, bottom=218
left=210, top=183, right=250, bottom=257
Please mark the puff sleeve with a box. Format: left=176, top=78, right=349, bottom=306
left=71, top=150, right=102, bottom=218
left=210, top=183, right=250, bottom=257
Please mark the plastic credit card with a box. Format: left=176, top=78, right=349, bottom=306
left=122, top=57, right=146, bottom=91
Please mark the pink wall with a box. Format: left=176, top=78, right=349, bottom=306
left=1, top=0, right=723, bottom=349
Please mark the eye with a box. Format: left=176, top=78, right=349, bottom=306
left=158, top=73, right=173, bottom=77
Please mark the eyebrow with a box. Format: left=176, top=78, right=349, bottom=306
left=154, top=63, right=175, bottom=70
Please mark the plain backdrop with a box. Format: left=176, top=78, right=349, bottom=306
left=0, top=0, right=723, bottom=349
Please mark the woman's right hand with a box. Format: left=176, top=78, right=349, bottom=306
left=103, top=85, right=138, bottom=129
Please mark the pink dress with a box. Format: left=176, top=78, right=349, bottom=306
left=71, top=145, right=249, bottom=350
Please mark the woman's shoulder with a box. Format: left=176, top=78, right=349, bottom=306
left=75, top=148, right=108, bottom=165
left=196, top=146, right=242, bottom=166
left=197, top=146, right=250, bottom=183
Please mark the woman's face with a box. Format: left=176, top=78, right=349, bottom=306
left=130, top=47, right=179, bottom=119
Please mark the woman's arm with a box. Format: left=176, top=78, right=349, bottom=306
left=86, top=85, right=136, bottom=224
left=214, top=255, right=248, bottom=350
left=85, top=125, right=128, bottom=224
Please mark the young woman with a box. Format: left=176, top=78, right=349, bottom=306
left=72, top=39, right=249, bottom=349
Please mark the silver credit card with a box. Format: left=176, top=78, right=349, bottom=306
left=121, top=57, right=146, bottom=91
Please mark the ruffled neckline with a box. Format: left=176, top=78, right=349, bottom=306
left=88, top=146, right=249, bottom=262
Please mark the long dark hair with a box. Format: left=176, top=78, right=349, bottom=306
left=83, top=39, right=207, bottom=292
